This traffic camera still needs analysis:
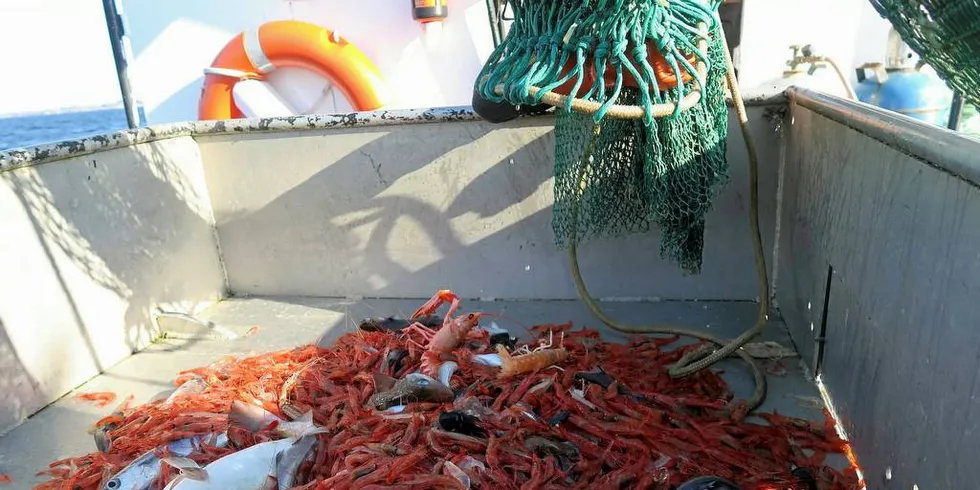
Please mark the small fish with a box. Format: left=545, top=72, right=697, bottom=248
left=102, top=433, right=229, bottom=490
left=163, top=410, right=327, bottom=490
left=93, top=419, right=121, bottom=453
left=228, top=400, right=322, bottom=439
left=358, top=316, right=442, bottom=332
left=438, top=411, right=486, bottom=437
left=148, top=375, right=208, bottom=407
left=368, top=373, right=454, bottom=410
left=675, top=476, right=742, bottom=490
left=163, top=437, right=306, bottom=490
left=163, top=376, right=208, bottom=407
left=275, top=435, right=318, bottom=490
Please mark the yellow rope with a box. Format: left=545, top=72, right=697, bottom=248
left=566, top=24, right=772, bottom=411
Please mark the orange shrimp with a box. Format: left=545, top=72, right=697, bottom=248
left=74, top=391, right=117, bottom=407
left=417, top=313, right=485, bottom=378
left=495, top=345, right=568, bottom=379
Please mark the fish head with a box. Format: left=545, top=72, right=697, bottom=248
left=102, top=452, right=158, bottom=490
left=102, top=478, right=123, bottom=490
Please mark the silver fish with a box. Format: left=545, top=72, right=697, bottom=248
left=369, top=373, right=454, bottom=410
left=228, top=400, right=321, bottom=439
left=102, top=433, right=228, bottom=490
left=162, top=405, right=327, bottom=490
left=274, top=434, right=318, bottom=490
left=163, top=437, right=310, bottom=490
left=163, top=376, right=208, bottom=407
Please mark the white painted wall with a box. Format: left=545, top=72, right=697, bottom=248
left=0, top=137, right=226, bottom=434
left=123, top=0, right=896, bottom=125
left=122, top=0, right=496, bottom=124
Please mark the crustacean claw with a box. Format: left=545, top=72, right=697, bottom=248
left=412, top=290, right=460, bottom=324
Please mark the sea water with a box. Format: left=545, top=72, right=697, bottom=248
left=0, top=107, right=145, bottom=152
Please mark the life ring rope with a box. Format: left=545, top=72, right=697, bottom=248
left=202, top=67, right=260, bottom=80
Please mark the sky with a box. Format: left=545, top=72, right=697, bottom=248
left=0, top=0, right=122, bottom=115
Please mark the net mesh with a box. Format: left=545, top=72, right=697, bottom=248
left=869, top=0, right=980, bottom=108
left=474, top=0, right=730, bottom=274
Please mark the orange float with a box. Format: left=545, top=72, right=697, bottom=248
left=198, top=20, right=389, bottom=120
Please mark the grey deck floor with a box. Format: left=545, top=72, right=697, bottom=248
left=0, top=297, right=824, bottom=487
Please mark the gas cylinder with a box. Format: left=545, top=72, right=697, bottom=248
left=412, top=0, right=447, bottom=24
left=761, top=45, right=855, bottom=99
left=854, top=27, right=953, bottom=126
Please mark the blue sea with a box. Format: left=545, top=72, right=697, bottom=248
left=0, top=107, right=146, bottom=152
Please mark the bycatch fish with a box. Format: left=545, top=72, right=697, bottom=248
left=162, top=437, right=310, bottom=490
left=101, top=433, right=229, bottom=490
left=274, top=434, right=318, bottom=489
left=105, top=401, right=323, bottom=490
left=228, top=400, right=321, bottom=438
left=160, top=402, right=327, bottom=490
left=369, top=372, right=455, bottom=410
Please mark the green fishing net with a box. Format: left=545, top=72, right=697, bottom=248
left=869, top=0, right=980, bottom=108
left=474, top=0, right=730, bottom=274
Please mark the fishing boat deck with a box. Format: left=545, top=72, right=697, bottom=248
left=0, top=297, right=826, bottom=487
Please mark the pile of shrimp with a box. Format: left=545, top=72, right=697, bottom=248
left=34, top=309, right=863, bottom=490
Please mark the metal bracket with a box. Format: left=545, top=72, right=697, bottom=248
left=814, top=264, right=833, bottom=375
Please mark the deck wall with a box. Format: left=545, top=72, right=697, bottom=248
left=0, top=137, right=225, bottom=434
left=777, top=89, right=980, bottom=489
left=195, top=106, right=782, bottom=300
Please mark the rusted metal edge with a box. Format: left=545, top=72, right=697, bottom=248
left=0, top=91, right=784, bottom=172
left=786, top=86, right=980, bottom=188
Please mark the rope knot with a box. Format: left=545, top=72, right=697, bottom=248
left=612, top=39, right=629, bottom=57
left=594, top=41, right=611, bottom=59
left=631, top=43, right=648, bottom=61
left=576, top=36, right=595, bottom=52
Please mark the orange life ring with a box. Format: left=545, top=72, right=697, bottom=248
left=198, top=20, right=389, bottom=120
